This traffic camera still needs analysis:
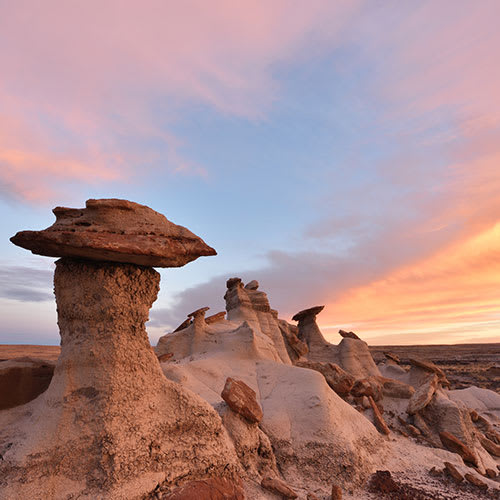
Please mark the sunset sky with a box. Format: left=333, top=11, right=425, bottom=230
left=1, top=1, right=500, bottom=346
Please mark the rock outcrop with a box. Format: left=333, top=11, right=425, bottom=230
left=224, top=278, right=291, bottom=364
left=1, top=199, right=239, bottom=500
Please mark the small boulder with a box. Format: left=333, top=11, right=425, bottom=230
left=331, top=483, right=342, bottom=500
left=480, top=433, right=500, bottom=457
left=407, top=374, right=438, bottom=415
left=221, top=378, right=263, bottom=424
left=206, top=311, right=226, bottom=324
left=163, top=477, right=246, bottom=499
left=443, top=462, right=463, bottom=483
left=244, top=280, right=259, bottom=290
left=409, top=358, right=449, bottom=386
left=381, top=378, right=415, bottom=399
left=439, top=431, right=478, bottom=467
left=384, top=352, right=401, bottom=364
left=485, top=468, right=497, bottom=479
left=464, top=472, right=488, bottom=490
left=295, top=360, right=354, bottom=397
left=369, top=396, right=390, bottom=436
left=351, top=377, right=382, bottom=401
left=261, top=477, right=298, bottom=499
left=338, top=329, right=360, bottom=340
left=157, top=352, right=173, bottom=363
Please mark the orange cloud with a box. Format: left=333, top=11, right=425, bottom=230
left=322, top=221, right=500, bottom=344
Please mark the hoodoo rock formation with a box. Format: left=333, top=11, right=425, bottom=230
left=1, top=199, right=239, bottom=500
left=2, top=202, right=500, bottom=499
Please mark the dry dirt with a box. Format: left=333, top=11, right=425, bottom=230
left=370, top=343, right=500, bottom=392
left=2, top=343, right=498, bottom=393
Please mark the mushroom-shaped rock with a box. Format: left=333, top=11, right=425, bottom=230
left=10, top=198, right=216, bottom=267
left=1, top=200, right=241, bottom=499
left=292, top=306, right=330, bottom=354
left=292, top=305, right=325, bottom=323
left=189, top=306, right=210, bottom=319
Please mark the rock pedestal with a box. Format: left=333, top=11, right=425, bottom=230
left=0, top=259, right=240, bottom=499
left=2, top=199, right=239, bottom=499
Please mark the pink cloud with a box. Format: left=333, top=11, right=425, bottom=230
left=0, top=1, right=362, bottom=202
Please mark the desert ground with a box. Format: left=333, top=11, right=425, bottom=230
left=2, top=342, right=498, bottom=392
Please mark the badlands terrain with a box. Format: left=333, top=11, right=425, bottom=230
left=0, top=199, right=499, bottom=499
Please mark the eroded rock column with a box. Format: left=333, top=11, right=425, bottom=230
left=1, top=199, right=241, bottom=500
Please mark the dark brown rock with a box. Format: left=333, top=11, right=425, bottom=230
left=480, top=434, right=500, bottom=457
left=261, top=477, right=298, bottom=499
left=351, top=377, right=383, bottom=401
left=292, top=305, right=325, bottom=322
left=163, top=477, right=246, bottom=499
left=0, top=357, right=54, bottom=410
left=206, top=312, right=226, bottom=324
left=407, top=374, right=438, bottom=415
left=226, top=277, right=242, bottom=289
left=381, top=378, right=415, bottom=399
left=368, top=396, right=390, bottom=435
left=464, top=472, right=488, bottom=490
left=157, top=353, right=173, bottom=363
left=485, top=468, right=497, bottom=479
left=439, top=431, right=478, bottom=467
left=428, top=466, right=441, bottom=477
left=408, top=358, right=449, bottom=386
left=10, top=199, right=216, bottom=267
left=295, top=360, right=354, bottom=397
left=173, top=318, right=192, bottom=332
left=444, top=462, right=464, bottom=483
left=306, top=494, right=320, bottom=500
left=331, top=483, right=342, bottom=500
left=384, top=352, right=401, bottom=364
left=338, top=329, right=360, bottom=340
left=368, top=471, right=399, bottom=494
left=221, top=378, right=263, bottom=424
left=188, top=306, right=210, bottom=319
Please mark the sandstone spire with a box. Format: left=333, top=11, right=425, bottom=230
left=1, top=199, right=239, bottom=499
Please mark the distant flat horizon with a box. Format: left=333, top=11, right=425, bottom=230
left=2, top=2, right=500, bottom=346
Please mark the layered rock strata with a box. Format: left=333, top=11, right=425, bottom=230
left=10, top=198, right=216, bottom=267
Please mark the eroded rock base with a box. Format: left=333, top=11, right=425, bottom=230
left=0, top=260, right=239, bottom=500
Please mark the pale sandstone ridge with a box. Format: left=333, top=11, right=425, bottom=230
left=157, top=280, right=385, bottom=497
left=1, top=200, right=240, bottom=500
left=10, top=198, right=216, bottom=267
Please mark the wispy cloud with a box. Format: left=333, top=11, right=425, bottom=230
left=0, top=266, right=53, bottom=302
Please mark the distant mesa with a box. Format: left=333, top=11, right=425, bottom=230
left=10, top=198, right=216, bottom=267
